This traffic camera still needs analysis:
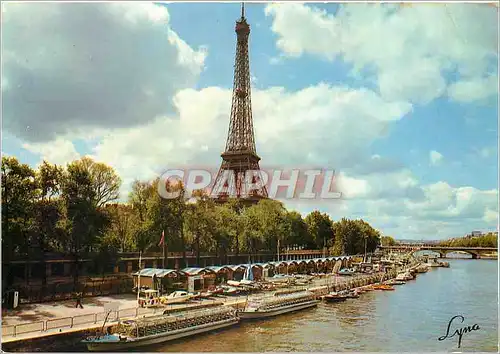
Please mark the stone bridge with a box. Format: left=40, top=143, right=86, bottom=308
left=379, top=244, right=498, bottom=259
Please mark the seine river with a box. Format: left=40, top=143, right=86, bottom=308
left=152, top=258, right=498, bottom=352
left=48, top=258, right=497, bottom=352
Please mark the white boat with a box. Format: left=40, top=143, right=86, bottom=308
left=159, top=291, right=193, bottom=305
left=238, top=291, right=319, bottom=320
left=395, top=272, right=413, bottom=281
left=220, top=285, right=240, bottom=295
left=82, top=307, right=239, bottom=351
left=267, top=274, right=296, bottom=284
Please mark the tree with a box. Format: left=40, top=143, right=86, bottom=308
left=183, top=197, right=216, bottom=267
left=77, top=157, right=121, bottom=207
left=238, top=200, right=290, bottom=262
left=213, top=204, right=240, bottom=264
left=332, top=218, right=381, bottom=256
left=381, top=235, right=397, bottom=246
left=129, top=180, right=154, bottom=223
left=286, top=211, right=313, bottom=249
left=62, top=159, right=114, bottom=288
left=33, top=161, right=65, bottom=287
left=305, top=211, right=335, bottom=251
left=1, top=156, right=38, bottom=288
left=104, top=203, right=137, bottom=252
left=439, top=233, right=498, bottom=248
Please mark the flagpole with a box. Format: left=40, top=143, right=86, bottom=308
left=162, top=230, right=166, bottom=269
left=137, top=251, right=142, bottom=308
left=277, top=239, right=280, bottom=263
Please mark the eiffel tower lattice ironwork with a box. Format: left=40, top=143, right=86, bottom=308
left=211, top=3, right=268, bottom=204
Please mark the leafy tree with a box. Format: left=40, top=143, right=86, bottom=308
left=332, top=218, right=380, bottom=256
left=77, top=157, right=121, bottom=207
left=439, top=233, right=498, bottom=248
left=305, top=211, right=335, bottom=250
left=1, top=156, right=38, bottom=288
left=104, top=203, right=137, bottom=252
left=381, top=235, right=397, bottom=246
left=2, top=155, right=391, bottom=284
left=213, top=204, right=240, bottom=264
left=62, top=158, right=115, bottom=288
left=286, top=211, right=313, bottom=248
left=183, top=196, right=216, bottom=267
left=33, top=161, right=65, bottom=287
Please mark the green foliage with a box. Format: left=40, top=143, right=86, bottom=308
left=381, top=236, right=398, bottom=246
left=331, top=218, right=381, bottom=256
left=438, top=233, right=498, bottom=248
left=305, top=211, right=334, bottom=249
left=2, top=156, right=38, bottom=288
left=2, top=156, right=387, bottom=280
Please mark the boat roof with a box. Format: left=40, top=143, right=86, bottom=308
left=133, top=268, right=182, bottom=277
left=140, top=289, right=159, bottom=293
left=227, top=264, right=247, bottom=271
left=131, top=257, right=352, bottom=276
left=206, top=265, right=232, bottom=273
left=238, top=263, right=263, bottom=269
left=181, top=267, right=215, bottom=275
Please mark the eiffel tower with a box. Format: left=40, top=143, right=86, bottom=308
left=211, top=3, right=268, bottom=205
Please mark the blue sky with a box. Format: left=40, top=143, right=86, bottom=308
left=2, top=2, right=498, bottom=239
left=165, top=2, right=498, bottom=189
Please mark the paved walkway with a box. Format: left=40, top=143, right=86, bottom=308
left=2, top=294, right=141, bottom=326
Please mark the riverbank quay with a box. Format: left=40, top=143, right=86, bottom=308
left=2, top=269, right=404, bottom=351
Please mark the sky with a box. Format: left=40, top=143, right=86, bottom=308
left=2, top=2, right=498, bottom=240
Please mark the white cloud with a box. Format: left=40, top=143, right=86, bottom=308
left=2, top=2, right=206, bottom=143
left=404, top=182, right=498, bottom=222
left=265, top=3, right=498, bottom=104
left=429, top=150, right=444, bottom=166
left=483, top=208, right=499, bottom=223
left=6, top=2, right=496, bottom=241
left=448, top=74, right=499, bottom=103
left=88, top=84, right=411, bottom=198
left=22, top=138, right=80, bottom=166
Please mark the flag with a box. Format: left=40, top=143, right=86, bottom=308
left=158, top=230, right=165, bottom=247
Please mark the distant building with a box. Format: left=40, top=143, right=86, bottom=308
left=471, top=231, right=483, bottom=237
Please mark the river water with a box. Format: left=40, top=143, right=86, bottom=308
left=44, top=259, right=497, bottom=352
left=151, top=259, right=498, bottom=352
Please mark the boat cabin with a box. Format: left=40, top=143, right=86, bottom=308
left=228, top=265, right=247, bottom=281
left=138, top=289, right=161, bottom=307
left=133, top=268, right=184, bottom=294
left=182, top=268, right=216, bottom=292
left=206, top=266, right=233, bottom=284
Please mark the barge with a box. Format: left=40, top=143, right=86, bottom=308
left=238, top=291, right=319, bottom=319
left=82, top=306, right=239, bottom=351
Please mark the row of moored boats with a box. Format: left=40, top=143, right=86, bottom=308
left=84, top=261, right=448, bottom=351
left=83, top=289, right=320, bottom=351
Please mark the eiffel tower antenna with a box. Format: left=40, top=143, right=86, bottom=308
left=211, top=3, right=268, bottom=205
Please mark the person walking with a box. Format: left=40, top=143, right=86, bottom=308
left=75, top=291, right=84, bottom=309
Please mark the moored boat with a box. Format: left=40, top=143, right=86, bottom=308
left=82, top=306, right=239, bottom=351
left=159, top=290, right=193, bottom=305
left=372, top=284, right=395, bottom=291
left=385, top=279, right=405, bottom=286
left=344, top=290, right=360, bottom=298
left=239, top=291, right=319, bottom=319
left=337, top=269, right=356, bottom=276
left=322, top=292, right=348, bottom=303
